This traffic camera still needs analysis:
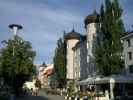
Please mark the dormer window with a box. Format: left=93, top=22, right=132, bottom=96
left=127, top=39, right=131, bottom=47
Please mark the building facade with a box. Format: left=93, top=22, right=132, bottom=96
left=65, top=11, right=100, bottom=82
left=85, top=12, right=100, bottom=76
left=122, top=32, right=133, bottom=75
left=73, top=36, right=87, bottom=80
left=65, top=29, right=81, bottom=80
left=38, top=64, right=54, bottom=88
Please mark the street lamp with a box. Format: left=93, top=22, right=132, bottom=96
left=9, top=24, right=23, bottom=57
left=9, top=24, right=23, bottom=36
left=8, top=24, right=22, bottom=100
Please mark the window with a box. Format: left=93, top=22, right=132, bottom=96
left=128, top=52, right=132, bottom=60
left=127, top=39, right=131, bottom=47
left=67, top=43, right=69, bottom=49
left=129, top=65, right=133, bottom=73
left=87, top=42, right=89, bottom=49
left=87, top=55, right=89, bottom=63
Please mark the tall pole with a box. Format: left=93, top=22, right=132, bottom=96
left=8, top=24, right=22, bottom=100
left=9, top=24, right=22, bottom=61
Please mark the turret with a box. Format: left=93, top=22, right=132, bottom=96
left=84, top=11, right=100, bottom=59
left=65, top=29, right=81, bottom=80
left=84, top=11, right=100, bottom=76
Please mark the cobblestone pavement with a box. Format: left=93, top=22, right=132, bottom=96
left=15, top=88, right=65, bottom=100
left=15, top=96, right=49, bottom=100
left=38, top=89, right=65, bottom=100
left=44, top=94, right=64, bottom=100
left=15, top=95, right=64, bottom=100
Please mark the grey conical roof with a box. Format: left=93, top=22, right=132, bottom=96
left=65, top=29, right=81, bottom=40
left=84, top=10, right=99, bottom=28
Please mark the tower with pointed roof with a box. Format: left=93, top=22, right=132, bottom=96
left=65, top=29, right=81, bottom=80
left=84, top=11, right=100, bottom=75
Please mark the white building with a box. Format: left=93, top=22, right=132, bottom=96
left=84, top=12, right=100, bottom=76
left=65, top=29, right=81, bottom=80
left=65, top=11, right=100, bottom=81
left=73, top=36, right=87, bottom=80
left=122, top=32, right=133, bottom=75
left=38, top=64, right=54, bottom=88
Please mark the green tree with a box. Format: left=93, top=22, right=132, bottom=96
left=95, top=0, right=125, bottom=76
left=49, top=73, right=58, bottom=89
left=35, top=78, right=41, bottom=89
left=53, top=33, right=66, bottom=88
left=0, top=35, right=36, bottom=94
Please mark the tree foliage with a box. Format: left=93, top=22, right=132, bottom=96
left=53, top=33, right=66, bottom=88
left=0, top=35, right=36, bottom=94
left=95, top=0, right=125, bottom=76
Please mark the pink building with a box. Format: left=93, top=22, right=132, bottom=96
left=38, top=64, right=54, bottom=88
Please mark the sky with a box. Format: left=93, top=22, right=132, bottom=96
left=0, top=0, right=133, bottom=64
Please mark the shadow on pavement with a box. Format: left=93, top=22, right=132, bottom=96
left=15, top=96, right=49, bottom=100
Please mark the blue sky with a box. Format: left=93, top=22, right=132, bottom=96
left=0, top=0, right=133, bottom=64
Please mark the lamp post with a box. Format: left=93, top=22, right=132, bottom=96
left=9, top=24, right=23, bottom=60
left=9, top=24, right=23, bottom=36
left=8, top=24, right=22, bottom=100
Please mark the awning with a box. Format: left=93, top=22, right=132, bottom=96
left=77, top=75, right=133, bottom=85
left=77, top=76, right=97, bottom=85
left=95, top=75, right=133, bottom=84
